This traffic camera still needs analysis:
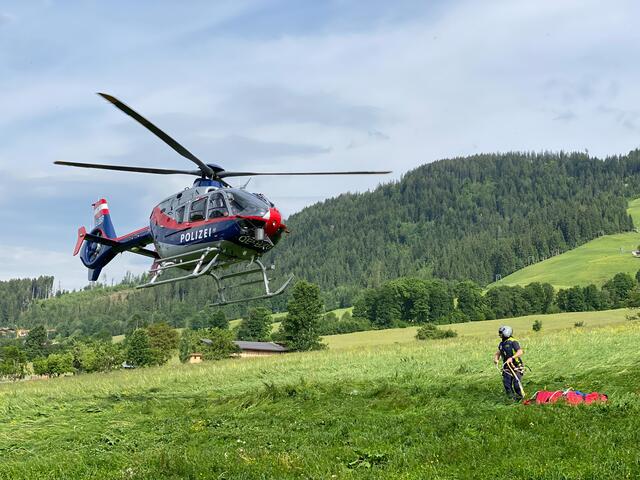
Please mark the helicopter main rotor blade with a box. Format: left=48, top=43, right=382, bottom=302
left=218, top=170, right=392, bottom=178
left=97, top=93, right=215, bottom=178
left=54, top=161, right=201, bottom=176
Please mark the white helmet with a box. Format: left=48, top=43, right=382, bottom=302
left=498, top=325, right=512, bottom=339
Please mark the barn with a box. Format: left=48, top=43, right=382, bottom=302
left=233, top=341, right=288, bottom=357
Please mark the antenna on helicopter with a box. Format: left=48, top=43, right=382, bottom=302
left=240, top=177, right=252, bottom=190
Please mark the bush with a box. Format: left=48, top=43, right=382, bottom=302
left=0, top=345, right=28, bottom=379
left=415, top=324, right=458, bottom=340
left=317, top=311, right=373, bottom=336
left=574, top=321, right=585, bottom=328
left=32, top=352, right=74, bottom=376
left=626, top=308, right=640, bottom=321
left=532, top=320, right=543, bottom=332
left=147, top=322, right=179, bottom=365
left=126, top=329, right=154, bottom=367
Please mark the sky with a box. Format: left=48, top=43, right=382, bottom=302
left=1, top=0, right=640, bottom=290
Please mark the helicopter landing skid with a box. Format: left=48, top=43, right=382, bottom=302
left=137, top=246, right=222, bottom=289
left=211, top=258, right=294, bottom=306
left=136, top=247, right=293, bottom=306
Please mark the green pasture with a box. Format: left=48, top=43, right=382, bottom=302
left=492, top=198, right=640, bottom=289
left=323, top=308, right=631, bottom=350
left=3, top=311, right=640, bottom=479
left=228, top=307, right=353, bottom=333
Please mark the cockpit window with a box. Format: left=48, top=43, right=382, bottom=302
left=208, top=193, right=229, bottom=219
left=175, top=205, right=185, bottom=223
left=189, top=197, right=207, bottom=222
left=224, top=189, right=270, bottom=216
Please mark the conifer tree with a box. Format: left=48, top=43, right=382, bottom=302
left=24, top=325, right=47, bottom=360
left=126, top=328, right=153, bottom=367
left=280, top=281, right=325, bottom=351
left=236, top=307, right=271, bottom=341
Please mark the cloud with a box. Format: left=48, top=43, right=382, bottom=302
left=553, top=111, right=577, bottom=122
left=3, top=0, right=640, bottom=288
left=596, top=105, right=640, bottom=132
left=0, top=244, right=150, bottom=291
left=219, top=86, right=387, bottom=130
left=0, top=13, right=13, bottom=26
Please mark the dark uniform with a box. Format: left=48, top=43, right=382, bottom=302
left=498, top=337, right=524, bottom=401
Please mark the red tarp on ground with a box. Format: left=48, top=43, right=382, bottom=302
left=524, top=390, right=607, bottom=405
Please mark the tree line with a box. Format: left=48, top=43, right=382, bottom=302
left=351, top=271, right=640, bottom=328
left=0, top=276, right=53, bottom=327
left=0, top=281, right=326, bottom=381
left=269, top=151, right=640, bottom=307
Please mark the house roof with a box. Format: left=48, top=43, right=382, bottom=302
left=199, top=338, right=288, bottom=352
left=234, top=341, right=288, bottom=352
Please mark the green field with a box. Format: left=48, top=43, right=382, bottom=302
left=323, top=308, right=632, bottom=350
left=3, top=310, right=640, bottom=479
left=228, top=307, right=353, bottom=333
left=492, top=198, right=640, bottom=289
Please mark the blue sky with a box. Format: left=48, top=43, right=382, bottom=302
left=1, top=0, right=640, bottom=289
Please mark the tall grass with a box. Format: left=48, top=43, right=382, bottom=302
left=1, top=320, right=640, bottom=478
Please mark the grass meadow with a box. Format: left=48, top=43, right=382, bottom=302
left=2, top=310, right=640, bottom=479
left=492, top=198, right=640, bottom=288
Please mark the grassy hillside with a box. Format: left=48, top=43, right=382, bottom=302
left=491, top=198, right=640, bottom=289
left=270, top=152, right=640, bottom=300
left=323, top=308, right=632, bottom=350
left=2, top=311, right=640, bottom=479
left=228, top=307, right=353, bottom=333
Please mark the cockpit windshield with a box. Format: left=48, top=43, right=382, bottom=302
left=224, top=189, right=270, bottom=217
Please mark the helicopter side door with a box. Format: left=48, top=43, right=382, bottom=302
left=207, top=192, right=229, bottom=219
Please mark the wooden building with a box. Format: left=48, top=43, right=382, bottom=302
left=189, top=353, right=203, bottom=364
left=233, top=341, right=288, bottom=358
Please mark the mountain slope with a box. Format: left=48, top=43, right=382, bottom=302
left=491, top=198, right=640, bottom=288
left=269, top=151, right=640, bottom=302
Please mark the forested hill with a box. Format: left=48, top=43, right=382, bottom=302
left=268, top=151, right=640, bottom=298
left=0, top=277, right=54, bottom=326
left=6, top=151, right=640, bottom=336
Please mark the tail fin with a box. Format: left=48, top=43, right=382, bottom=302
left=93, top=198, right=116, bottom=238
left=81, top=198, right=118, bottom=281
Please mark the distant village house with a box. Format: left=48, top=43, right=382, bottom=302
left=233, top=341, right=288, bottom=357
left=198, top=339, right=288, bottom=360
left=189, top=353, right=203, bottom=364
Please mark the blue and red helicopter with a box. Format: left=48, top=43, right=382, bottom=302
left=55, top=93, right=390, bottom=305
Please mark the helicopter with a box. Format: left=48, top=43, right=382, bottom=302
left=55, top=93, right=391, bottom=305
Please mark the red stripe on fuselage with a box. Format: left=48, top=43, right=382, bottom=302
left=114, top=226, right=150, bottom=241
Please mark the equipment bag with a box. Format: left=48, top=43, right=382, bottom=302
left=524, top=389, right=607, bottom=405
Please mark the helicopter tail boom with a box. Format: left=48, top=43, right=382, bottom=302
left=75, top=199, right=157, bottom=281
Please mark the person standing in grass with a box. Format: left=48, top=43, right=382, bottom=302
left=493, top=325, right=525, bottom=401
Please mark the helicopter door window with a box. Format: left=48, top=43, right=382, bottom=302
left=188, top=198, right=207, bottom=222
left=175, top=206, right=185, bottom=223
left=208, top=193, right=229, bottom=219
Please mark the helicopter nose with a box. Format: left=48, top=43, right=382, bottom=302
left=264, top=207, right=283, bottom=237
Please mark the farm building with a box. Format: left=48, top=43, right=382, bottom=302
left=0, top=327, right=15, bottom=338
left=189, top=353, right=203, bottom=364
left=16, top=329, right=30, bottom=338
left=233, top=341, right=288, bottom=357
